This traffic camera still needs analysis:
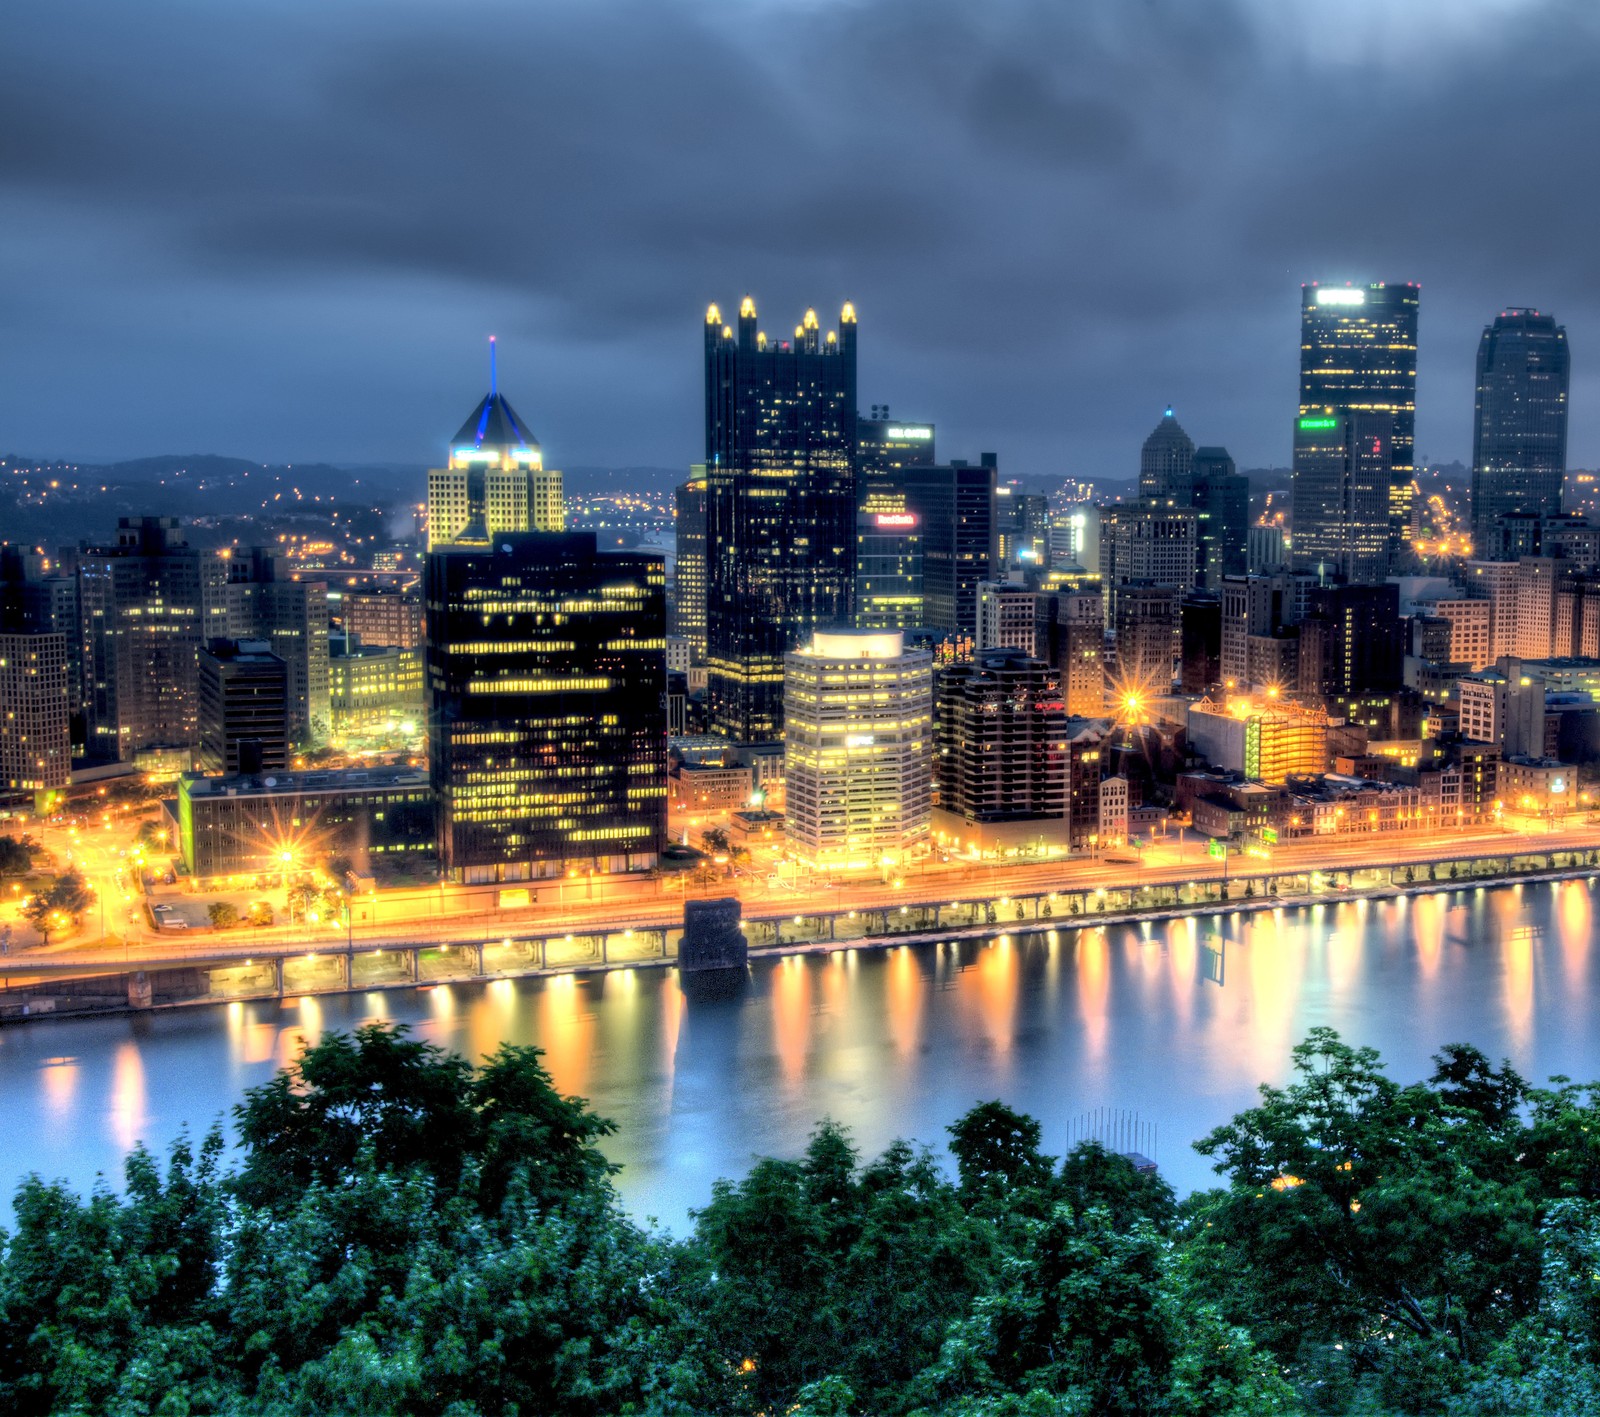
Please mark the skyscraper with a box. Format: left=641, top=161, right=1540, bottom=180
left=856, top=408, right=935, bottom=499
left=1291, top=410, right=1392, bottom=583
left=704, top=297, right=857, bottom=743
left=1298, top=282, right=1419, bottom=569
left=426, top=533, right=666, bottom=884
left=672, top=471, right=708, bottom=660
left=78, top=517, right=231, bottom=763
left=226, top=549, right=330, bottom=747
left=427, top=344, right=563, bottom=551
left=902, top=458, right=997, bottom=639
left=1471, top=308, right=1569, bottom=546
left=1139, top=408, right=1195, bottom=499
left=783, top=629, right=932, bottom=868
left=1191, top=446, right=1249, bottom=587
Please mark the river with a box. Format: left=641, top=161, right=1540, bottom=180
left=2, top=879, right=1596, bottom=1226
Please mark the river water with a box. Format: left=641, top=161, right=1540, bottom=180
left=2, top=880, right=1596, bottom=1226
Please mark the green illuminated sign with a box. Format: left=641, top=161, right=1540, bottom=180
left=1208, top=839, right=1225, bottom=859
left=1298, top=416, right=1338, bottom=431
left=1262, top=827, right=1279, bottom=845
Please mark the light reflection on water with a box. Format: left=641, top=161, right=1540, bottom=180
left=3, top=880, right=1600, bottom=1227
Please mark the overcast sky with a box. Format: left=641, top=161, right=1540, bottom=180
left=3, top=0, right=1597, bottom=482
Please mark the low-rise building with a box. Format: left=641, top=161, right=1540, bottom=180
left=175, top=765, right=435, bottom=881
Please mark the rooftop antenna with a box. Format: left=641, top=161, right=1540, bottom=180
left=489, top=335, right=498, bottom=396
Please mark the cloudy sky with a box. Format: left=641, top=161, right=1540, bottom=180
left=3, top=0, right=1597, bottom=481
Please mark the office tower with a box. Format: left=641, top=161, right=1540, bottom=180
left=1099, top=502, right=1199, bottom=597
left=1139, top=408, right=1195, bottom=499
left=996, top=489, right=1050, bottom=569
left=225, top=549, right=330, bottom=746
left=977, top=581, right=1040, bottom=656
left=704, top=297, right=857, bottom=743
left=672, top=471, right=708, bottom=660
left=782, top=629, right=932, bottom=867
left=1297, top=582, right=1405, bottom=700
left=1410, top=597, right=1491, bottom=669
left=328, top=638, right=424, bottom=736
left=426, top=532, right=666, bottom=883
left=427, top=347, right=563, bottom=551
left=1042, top=587, right=1105, bottom=716
left=335, top=584, right=423, bottom=650
left=935, top=651, right=1068, bottom=821
left=1191, top=447, right=1249, bottom=587
left=902, top=457, right=997, bottom=639
left=1291, top=410, right=1392, bottom=583
left=855, top=501, right=924, bottom=631
left=0, top=545, right=81, bottom=729
left=857, top=408, right=935, bottom=499
left=1050, top=506, right=1098, bottom=572
left=197, top=639, right=289, bottom=776
left=1220, top=570, right=1315, bottom=692
left=1471, top=309, right=1569, bottom=546
left=1180, top=591, right=1222, bottom=694
left=1114, top=585, right=1182, bottom=691
left=0, top=557, right=70, bottom=809
left=78, top=517, right=231, bottom=763
left=1298, top=282, right=1420, bottom=568
left=0, top=632, right=69, bottom=810
left=1247, top=524, right=1287, bottom=573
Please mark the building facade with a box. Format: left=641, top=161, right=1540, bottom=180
left=1291, top=410, right=1393, bottom=583
left=935, top=651, right=1068, bottom=822
left=426, top=532, right=666, bottom=884
left=196, top=639, right=289, bottom=776
left=427, top=369, right=564, bottom=550
left=1299, top=281, right=1420, bottom=568
left=782, top=629, right=932, bottom=868
left=902, top=458, right=997, bottom=640
left=1471, top=309, right=1569, bottom=546
left=704, top=298, right=857, bottom=742
left=672, top=472, right=708, bottom=661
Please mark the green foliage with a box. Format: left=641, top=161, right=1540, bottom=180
left=207, top=900, right=240, bottom=929
left=1, top=1024, right=1597, bottom=1415
left=246, top=900, right=274, bottom=927
left=21, top=866, right=92, bottom=942
left=0, top=835, right=33, bottom=877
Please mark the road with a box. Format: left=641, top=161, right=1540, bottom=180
left=9, top=820, right=1600, bottom=977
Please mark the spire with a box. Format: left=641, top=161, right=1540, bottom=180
left=490, top=336, right=498, bottom=395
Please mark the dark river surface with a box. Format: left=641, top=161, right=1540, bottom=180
left=3, top=880, right=1598, bottom=1227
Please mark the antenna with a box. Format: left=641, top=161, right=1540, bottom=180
left=489, top=336, right=498, bottom=395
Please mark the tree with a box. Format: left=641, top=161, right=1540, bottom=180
left=21, top=867, right=92, bottom=944
left=0, top=835, right=32, bottom=877
left=207, top=901, right=240, bottom=929
left=701, top=826, right=732, bottom=855
left=246, top=900, right=274, bottom=927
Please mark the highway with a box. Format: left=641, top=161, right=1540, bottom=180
left=9, top=820, right=1600, bottom=978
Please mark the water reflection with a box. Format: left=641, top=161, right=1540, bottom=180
left=2, top=880, right=1600, bottom=1224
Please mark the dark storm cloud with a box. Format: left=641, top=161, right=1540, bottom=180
left=3, top=0, right=1600, bottom=477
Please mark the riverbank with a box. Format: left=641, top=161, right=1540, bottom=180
left=4, top=840, right=1596, bottom=1025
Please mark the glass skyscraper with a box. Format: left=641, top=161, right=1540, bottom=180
left=1298, top=282, right=1419, bottom=572
left=426, top=532, right=667, bottom=885
left=1470, top=308, right=1569, bottom=546
left=704, top=297, right=857, bottom=743
left=1291, top=410, right=1392, bottom=585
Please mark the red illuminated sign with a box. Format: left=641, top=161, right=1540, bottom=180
left=874, top=513, right=917, bottom=528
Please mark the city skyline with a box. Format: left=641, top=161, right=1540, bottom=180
left=6, top=1, right=1600, bottom=479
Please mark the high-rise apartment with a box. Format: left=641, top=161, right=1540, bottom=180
left=935, top=651, right=1068, bottom=822
left=426, top=532, right=666, bottom=884
left=1471, top=309, right=1569, bottom=547
left=427, top=348, right=564, bottom=550
left=1298, top=282, right=1419, bottom=569
left=672, top=471, right=708, bottom=661
left=704, top=298, right=856, bottom=742
left=782, top=629, right=932, bottom=868
left=1291, top=410, right=1393, bottom=584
